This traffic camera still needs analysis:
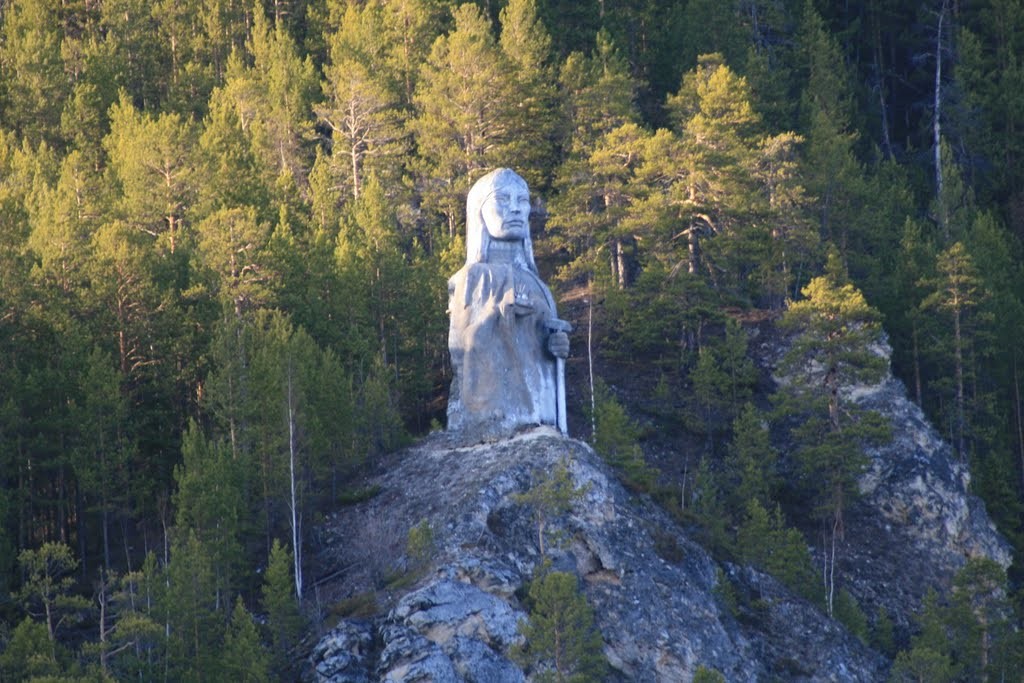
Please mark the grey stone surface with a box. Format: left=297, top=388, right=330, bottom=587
left=447, top=169, right=569, bottom=441
left=310, top=429, right=889, bottom=681
left=309, top=620, right=375, bottom=683
left=760, top=329, right=1012, bottom=641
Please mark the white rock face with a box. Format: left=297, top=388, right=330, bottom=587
left=763, top=331, right=1011, bottom=636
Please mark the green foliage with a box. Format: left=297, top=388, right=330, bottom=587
left=777, top=251, right=890, bottom=612
left=222, top=597, right=271, bottom=683
left=735, top=500, right=816, bottom=598
left=871, top=606, right=896, bottom=657
left=889, top=646, right=954, bottom=683
left=16, top=542, right=90, bottom=643
left=406, top=519, right=435, bottom=571
left=516, top=569, right=607, bottom=683
left=164, top=531, right=221, bottom=681
left=514, top=458, right=587, bottom=556
left=173, top=421, right=245, bottom=605
left=591, top=380, right=654, bottom=491
left=692, top=665, right=727, bottom=683
left=262, top=539, right=305, bottom=678
left=891, top=560, right=1018, bottom=682
left=723, top=404, right=779, bottom=511
left=0, top=616, right=63, bottom=680
left=833, top=589, right=869, bottom=643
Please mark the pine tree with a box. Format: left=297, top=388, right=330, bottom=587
left=104, top=93, right=198, bottom=254
left=196, top=206, right=274, bottom=315
left=165, top=531, right=222, bottom=681
left=262, top=539, right=304, bottom=678
left=660, top=54, right=766, bottom=290
left=0, top=617, right=63, bottom=680
left=15, top=542, right=90, bottom=644
left=724, top=404, right=779, bottom=511
left=316, top=1, right=406, bottom=204
left=0, top=0, right=69, bottom=146
left=173, top=422, right=245, bottom=611
left=221, top=597, right=271, bottom=683
left=498, top=0, right=559, bottom=189
left=513, top=458, right=586, bottom=556
left=516, top=569, right=607, bottom=683
left=798, top=0, right=865, bottom=255
left=919, top=241, right=986, bottom=459
left=778, top=250, right=890, bottom=615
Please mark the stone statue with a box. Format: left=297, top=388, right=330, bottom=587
left=447, top=168, right=570, bottom=439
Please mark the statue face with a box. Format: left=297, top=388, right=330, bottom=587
left=481, top=182, right=530, bottom=242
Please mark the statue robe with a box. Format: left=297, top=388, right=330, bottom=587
left=447, top=262, right=559, bottom=438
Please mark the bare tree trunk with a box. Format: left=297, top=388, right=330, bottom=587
left=953, top=306, right=965, bottom=459
left=1015, top=360, right=1024, bottom=490
left=934, top=0, right=948, bottom=240
left=287, top=364, right=303, bottom=599
left=616, top=240, right=626, bottom=288
left=688, top=226, right=699, bottom=275
left=912, top=320, right=923, bottom=406
left=587, top=281, right=596, bottom=441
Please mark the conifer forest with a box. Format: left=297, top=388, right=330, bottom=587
left=2, top=0, right=1024, bottom=679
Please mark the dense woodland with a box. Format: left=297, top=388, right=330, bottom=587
left=2, top=0, right=1024, bottom=679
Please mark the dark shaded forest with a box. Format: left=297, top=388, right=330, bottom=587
left=1, top=0, right=1024, bottom=679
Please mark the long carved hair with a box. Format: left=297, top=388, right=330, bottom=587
left=464, top=168, right=538, bottom=274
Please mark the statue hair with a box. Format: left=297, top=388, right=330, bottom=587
left=465, top=168, right=538, bottom=273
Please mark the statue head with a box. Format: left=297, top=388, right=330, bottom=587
left=465, top=168, right=537, bottom=272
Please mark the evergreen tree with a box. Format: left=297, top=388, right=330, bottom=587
left=221, top=597, right=271, bottom=683
left=104, top=93, right=198, bottom=254
left=516, top=569, right=607, bottom=683
left=513, top=458, right=586, bottom=556
left=778, top=250, right=890, bottom=615
left=315, top=1, right=406, bottom=204
left=724, top=404, right=779, bottom=511
left=592, top=380, right=653, bottom=490
left=262, top=539, right=304, bottom=678
left=660, top=54, right=767, bottom=291
left=173, top=422, right=245, bottom=611
left=498, top=0, right=559, bottom=189
left=0, top=0, right=69, bottom=146
left=164, top=531, right=222, bottom=681
left=0, top=617, right=63, bottom=680
left=797, top=0, right=865, bottom=255
left=735, top=499, right=816, bottom=597
left=15, top=542, right=90, bottom=644
left=919, top=241, right=986, bottom=459
left=409, top=3, right=531, bottom=236
left=196, top=206, right=274, bottom=315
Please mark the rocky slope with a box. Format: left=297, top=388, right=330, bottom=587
left=304, top=329, right=1011, bottom=682
left=756, top=332, right=1013, bottom=643
left=308, top=428, right=886, bottom=681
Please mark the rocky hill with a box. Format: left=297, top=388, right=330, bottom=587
left=304, top=338, right=1009, bottom=682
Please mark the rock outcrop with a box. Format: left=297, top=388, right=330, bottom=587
left=758, top=330, right=1012, bottom=641
left=309, top=429, right=888, bottom=682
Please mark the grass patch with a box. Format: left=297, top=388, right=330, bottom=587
left=337, top=485, right=382, bottom=506
left=331, top=591, right=379, bottom=618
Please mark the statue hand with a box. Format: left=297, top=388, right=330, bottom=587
left=547, top=331, right=569, bottom=359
